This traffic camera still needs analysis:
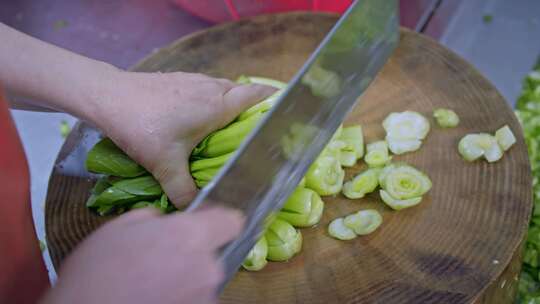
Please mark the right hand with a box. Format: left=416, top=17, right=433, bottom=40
left=41, top=207, right=244, bottom=304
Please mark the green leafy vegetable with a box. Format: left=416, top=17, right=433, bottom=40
left=516, top=62, right=540, bottom=303
left=86, top=138, right=146, bottom=177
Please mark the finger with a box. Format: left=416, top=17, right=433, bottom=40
left=169, top=207, right=245, bottom=249
left=152, top=159, right=198, bottom=208
left=112, top=207, right=160, bottom=226
left=223, top=83, right=277, bottom=114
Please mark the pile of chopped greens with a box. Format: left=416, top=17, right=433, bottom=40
left=516, top=61, right=540, bottom=303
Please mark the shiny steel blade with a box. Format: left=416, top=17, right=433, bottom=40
left=188, top=0, right=399, bottom=291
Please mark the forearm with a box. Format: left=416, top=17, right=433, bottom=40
left=0, top=23, right=118, bottom=122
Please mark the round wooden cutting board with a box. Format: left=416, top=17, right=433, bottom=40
left=45, top=13, right=532, bottom=303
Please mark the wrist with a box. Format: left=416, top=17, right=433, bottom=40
left=75, top=61, right=122, bottom=126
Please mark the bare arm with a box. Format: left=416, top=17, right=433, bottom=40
left=0, top=22, right=275, bottom=206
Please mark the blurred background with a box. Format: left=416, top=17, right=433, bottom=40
left=1, top=0, right=539, bottom=293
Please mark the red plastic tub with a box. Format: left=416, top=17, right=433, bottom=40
left=174, top=0, right=353, bottom=23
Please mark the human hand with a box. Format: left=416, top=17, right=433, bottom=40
left=92, top=71, right=275, bottom=207
left=41, top=207, right=244, bottom=304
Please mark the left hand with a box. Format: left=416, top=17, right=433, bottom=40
left=93, top=71, right=275, bottom=207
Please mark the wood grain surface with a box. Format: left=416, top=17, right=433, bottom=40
left=45, top=13, right=532, bottom=303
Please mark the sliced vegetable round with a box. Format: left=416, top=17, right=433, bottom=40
left=458, top=133, right=503, bottom=162
left=343, top=209, right=382, bottom=235
left=386, top=138, right=422, bottom=155
left=278, top=187, right=325, bottom=227
left=328, top=218, right=356, bottom=240
left=364, top=141, right=391, bottom=167
left=342, top=168, right=380, bottom=199
left=380, top=190, right=423, bottom=210
left=265, top=219, right=303, bottom=261
left=379, top=164, right=431, bottom=200
left=340, top=125, right=364, bottom=159
left=242, top=237, right=268, bottom=271
left=305, top=156, right=345, bottom=196
left=383, top=111, right=430, bottom=140
left=433, top=108, right=460, bottom=128
left=495, top=125, right=516, bottom=151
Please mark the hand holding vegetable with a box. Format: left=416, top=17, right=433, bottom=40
left=96, top=72, right=275, bottom=207
left=41, top=207, right=244, bottom=304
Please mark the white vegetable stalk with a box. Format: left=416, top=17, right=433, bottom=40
left=383, top=111, right=430, bottom=155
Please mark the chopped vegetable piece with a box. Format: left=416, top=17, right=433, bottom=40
left=305, top=156, right=345, bottom=195
left=433, top=108, right=459, bottom=128
left=281, top=123, right=320, bottom=158
left=364, top=141, right=391, bottom=167
left=482, top=14, right=493, bottom=23
left=86, top=138, right=146, bottom=178
left=242, top=237, right=268, bottom=271
left=458, top=133, right=503, bottom=162
left=380, top=190, right=423, bottom=210
left=340, top=125, right=364, bottom=159
left=383, top=111, right=430, bottom=154
left=339, top=150, right=357, bottom=167
left=60, top=120, right=71, bottom=138
left=328, top=218, right=356, bottom=240
left=386, top=138, right=422, bottom=155
left=265, top=219, right=303, bottom=261
left=343, top=209, right=382, bottom=235
left=278, top=187, right=325, bottom=227
left=342, top=168, right=380, bottom=199
left=322, top=140, right=346, bottom=160
left=383, top=111, right=430, bottom=140
left=301, top=63, right=341, bottom=98
left=378, top=163, right=431, bottom=200
left=495, top=125, right=516, bottom=151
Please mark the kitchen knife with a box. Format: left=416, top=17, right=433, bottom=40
left=187, top=0, right=399, bottom=291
